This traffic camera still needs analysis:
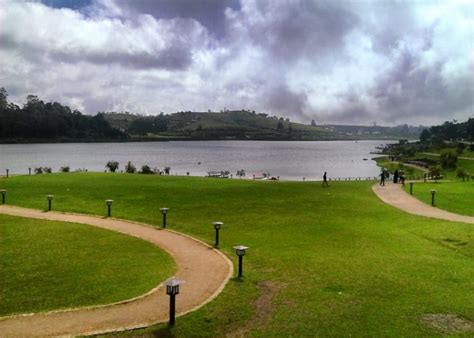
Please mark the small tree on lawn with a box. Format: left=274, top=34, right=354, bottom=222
left=125, top=161, right=136, bottom=173
left=456, top=142, right=466, bottom=154
left=106, top=161, right=119, bottom=173
left=140, top=164, right=154, bottom=174
left=440, top=149, right=457, bottom=169
left=457, top=167, right=466, bottom=181
left=429, top=165, right=442, bottom=183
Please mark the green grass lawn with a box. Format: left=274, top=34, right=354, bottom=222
left=404, top=180, right=474, bottom=216
left=0, top=214, right=175, bottom=317
left=373, top=157, right=426, bottom=179
left=1, top=173, right=473, bottom=336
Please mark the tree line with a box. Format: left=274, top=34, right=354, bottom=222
left=0, top=87, right=125, bottom=141
left=420, top=119, right=474, bottom=144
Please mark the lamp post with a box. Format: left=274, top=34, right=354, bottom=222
left=106, top=199, right=113, bottom=217
left=28, top=168, right=31, bottom=175
left=409, top=181, right=414, bottom=195
left=431, top=190, right=436, bottom=206
left=233, top=245, right=248, bottom=278
left=160, top=208, right=169, bottom=228
left=6, top=169, right=9, bottom=178
left=47, top=195, right=54, bottom=211
left=213, top=221, right=223, bottom=247
left=165, top=277, right=184, bottom=326
left=1, top=190, right=6, bottom=204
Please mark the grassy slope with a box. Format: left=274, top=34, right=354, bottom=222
left=0, top=214, right=175, bottom=316
left=404, top=181, right=474, bottom=216
left=1, top=173, right=473, bottom=336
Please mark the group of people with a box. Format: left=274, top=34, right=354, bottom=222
left=379, top=168, right=405, bottom=186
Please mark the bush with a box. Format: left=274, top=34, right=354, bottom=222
left=60, top=166, right=70, bottom=173
left=125, top=161, right=136, bottom=174
left=429, top=165, right=442, bottom=182
left=457, top=167, right=466, bottom=181
left=140, top=164, right=154, bottom=174
left=34, top=167, right=43, bottom=174
left=106, top=161, right=119, bottom=173
left=43, top=167, right=52, bottom=173
left=440, top=149, right=458, bottom=169
left=456, top=142, right=466, bottom=154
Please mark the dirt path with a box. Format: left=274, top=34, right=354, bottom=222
left=0, top=205, right=233, bottom=336
left=372, top=182, right=474, bottom=224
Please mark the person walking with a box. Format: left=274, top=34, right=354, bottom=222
left=322, top=171, right=329, bottom=187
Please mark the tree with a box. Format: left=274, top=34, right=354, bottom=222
left=456, top=167, right=466, bottom=181
left=277, top=121, right=284, bottom=130
left=456, top=142, right=466, bottom=154
left=439, top=149, right=457, bottom=169
left=0, top=87, right=7, bottom=109
left=429, top=165, right=442, bottom=182
left=311, top=119, right=316, bottom=126
left=106, top=161, right=119, bottom=173
left=140, top=164, right=154, bottom=174
left=125, top=161, right=136, bottom=173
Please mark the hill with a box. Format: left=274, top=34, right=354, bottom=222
left=103, top=110, right=422, bottom=141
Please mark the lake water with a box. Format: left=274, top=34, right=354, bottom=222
left=0, top=140, right=392, bottom=181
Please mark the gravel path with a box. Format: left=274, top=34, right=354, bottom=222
left=372, top=182, right=474, bottom=224
left=0, top=205, right=233, bottom=336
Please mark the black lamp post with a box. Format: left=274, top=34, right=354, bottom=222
left=233, top=245, right=248, bottom=278
left=1, top=190, right=6, bottom=204
left=160, top=208, right=169, bottom=228
left=409, top=181, right=414, bottom=195
left=28, top=168, right=31, bottom=175
left=213, top=221, right=223, bottom=247
left=431, top=190, right=436, bottom=206
left=165, top=277, right=184, bottom=326
left=6, top=169, right=9, bottom=178
left=47, top=195, right=54, bottom=211
left=106, top=199, right=113, bottom=217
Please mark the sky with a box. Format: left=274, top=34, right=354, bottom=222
left=0, top=0, right=473, bottom=126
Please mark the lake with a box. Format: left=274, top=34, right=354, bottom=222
left=0, top=140, right=392, bottom=181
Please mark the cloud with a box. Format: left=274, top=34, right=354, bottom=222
left=0, top=0, right=472, bottom=125
left=0, top=1, right=209, bottom=70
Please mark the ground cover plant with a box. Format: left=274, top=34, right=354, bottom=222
left=404, top=181, right=474, bottom=216
left=0, top=173, right=473, bottom=336
left=0, top=213, right=175, bottom=316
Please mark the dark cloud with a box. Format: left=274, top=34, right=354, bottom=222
left=241, top=0, right=358, bottom=63
left=1, top=0, right=472, bottom=124
left=265, top=84, right=308, bottom=117
left=113, top=0, right=240, bottom=38
left=370, top=50, right=474, bottom=123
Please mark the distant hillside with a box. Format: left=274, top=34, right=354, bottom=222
left=103, top=110, right=423, bottom=141
left=321, top=124, right=425, bottom=140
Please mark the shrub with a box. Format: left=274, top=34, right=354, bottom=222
left=60, top=166, right=70, bottom=173
left=439, top=149, right=458, bottom=169
left=457, top=167, right=466, bottom=181
left=456, top=142, right=466, bottom=154
left=125, top=161, right=136, bottom=174
left=106, top=161, right=119, bottom=173
left=43, top=167, right=52, bottom=173
left=34, top=167, right=43, bottom=174
left=429, top=165, right=442, bottom=182
left=140, top=164, right=154, bottom=174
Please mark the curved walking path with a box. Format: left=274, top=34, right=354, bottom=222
left=372, top=182, right=474, bottom=224
left=0, top=205, right=233, bottom=336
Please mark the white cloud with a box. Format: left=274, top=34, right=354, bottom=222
left=0, top=0, right=472, bottom=125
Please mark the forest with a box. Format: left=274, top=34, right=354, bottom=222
left=0, top=88, right=125, bottom=142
